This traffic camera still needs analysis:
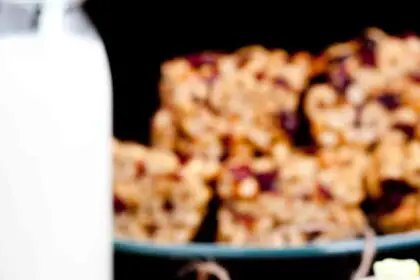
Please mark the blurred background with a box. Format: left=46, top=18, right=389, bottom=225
left=83, top=2, right=420, bottom=279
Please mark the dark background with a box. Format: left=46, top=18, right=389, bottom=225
left=82, top=2, right=420, bottom=279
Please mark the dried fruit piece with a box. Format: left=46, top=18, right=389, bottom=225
left=273, top=77, right=290, bottom=89
left=329, top=64, right=351, bottom=93
left=255, top=170, right=278, bottom=192
left=186, top=52, right=218, bottom=68
left=393, top=124, right=415, bottom=140
left=359, top=38, right=376, bottom=66
left=318, top=184, right=333, bottom=200
left=376, top=93, right=401, bottom=111
left=114, top=195, right=127, bottom=214
left=279, top=111, right=299, bottom=138
left=230, top=165, right=252, bottom=182
left=376, top=180, right=415, bottom=215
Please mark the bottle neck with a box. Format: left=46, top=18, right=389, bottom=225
left=38, top=2, right=95, bottom=38
left=37, top=1, right=67, bottom=37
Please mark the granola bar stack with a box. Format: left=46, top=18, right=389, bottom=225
left=114, top=28, right=420, bottom=246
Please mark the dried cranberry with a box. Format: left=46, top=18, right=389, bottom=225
left=278, top=111, right=299, bottom=138
left=307, top=230, right=322, bottom=241
left=175, top=151, right=190, bottom=164
left=376, top=179, right=416, bottom=215
left=376, top=192, right=405, bottom=215
left=230, top=165, right=252, bottom=182
left=220, top=136, right=232, bottom=161
left=254, top=150, right=264, bottom=157
left=220, top=152, right=229, bottom=162
left=273, top=77, right=290, bottom=90
left=359, top=38, right=376, bottom=66
left=114, top=195, right=127, bottom=213
left=409, top=72, right=420, bottom=83
left=135, top=161, right=146, bottom=177
left=186, top=53, right=217, bottom=68
left=222, top=136, right=232, bottom=150
left=235, top=212, right=254, bottom=228
left=255, top=72, right=265, bottom=81
left=255, top=170, right=278, bottom=192
left=393, top=123, right=415, bottom=140
left=367, top=141, right=378, bottom=152
left=318, top=184, right=333, bottom=200
left=329, top=64, right=351, bottom=94
left=377, top=93, right=401, bottom=110
left=163, top=200, right=174, bottom=211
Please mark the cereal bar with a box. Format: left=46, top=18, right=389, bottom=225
left=115, top=27, right=420, bottom=246
left=113, top=139, right=212, bottom=243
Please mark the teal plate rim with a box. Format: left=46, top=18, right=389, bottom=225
left=114, top=231, right=420, bottom=259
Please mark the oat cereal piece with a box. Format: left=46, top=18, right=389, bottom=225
left=113, top=139, right=212, bottom=244
left=365, top=130, right=420, bottom=233
left=217, top=142, right=368, bottom=206
left=305, top=29, right=420, bottom=148
left=217, top=196, right=368, bottom=246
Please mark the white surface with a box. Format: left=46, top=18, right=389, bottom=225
left=0, top=5, right=111, bottom=279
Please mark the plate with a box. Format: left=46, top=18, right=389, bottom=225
left=114, top=231, right=420, bottom=259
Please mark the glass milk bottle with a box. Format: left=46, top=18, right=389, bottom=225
left=0, top=1, right=112, bottom=279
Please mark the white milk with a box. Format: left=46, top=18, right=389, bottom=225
left=0, top=1, right=111, bottom=280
